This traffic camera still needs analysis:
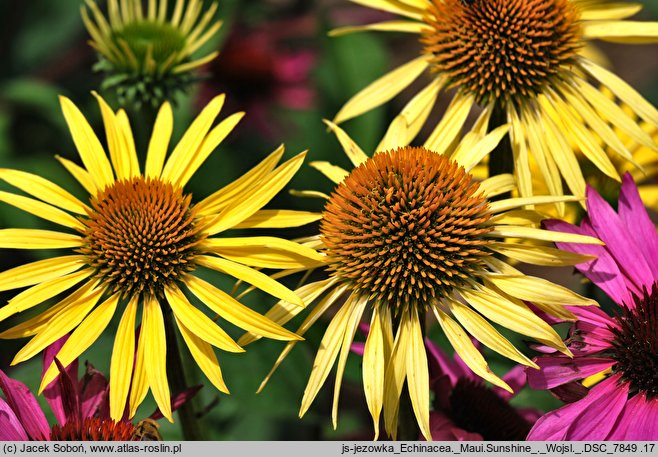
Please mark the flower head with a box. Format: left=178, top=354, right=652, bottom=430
left=240, top=121, right=602, bottom=440
left=83, top=0, right=223, bottom=108
left=0, top=336, right=194, bottom=440
left=331, top=0, right=658, bottom=202
left=0, top=93, right=322, bottom=424
left=527, top=173, right=658, bottom=440
left=424, top=338, right=541, bottom=441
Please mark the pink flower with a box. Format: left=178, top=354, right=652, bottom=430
left=527, top=172, right=658, bottom=440
left=0, top=336, right=198, bottom=440
left=352, top=331, right=540, bottom=440
left=424, top=339, right=541, bottom=441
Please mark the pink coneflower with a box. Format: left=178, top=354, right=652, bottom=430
left=527, top=172, right=658, bottom=440
left=425, top=339, right=540, bottom=441
left=0, top=336, right=196, bottom=440
left=352, top=333, right=540, bottom=441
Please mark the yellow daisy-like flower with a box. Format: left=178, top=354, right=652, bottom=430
left=82, top=0, right=222, bottom=107
left=240, top=121, right=603, bottom=440
left=331, top=0, right=658, bottom=202
left=0, top=93, right=324, bottom=423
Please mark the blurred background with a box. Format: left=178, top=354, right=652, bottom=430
left=0, top=0, right=658, bottom=440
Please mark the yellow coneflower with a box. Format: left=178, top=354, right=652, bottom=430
left=0, top=93, right=324, bottom=423
left=82, top=0, right=222, bottom=107
left=239, top=122, right=602, bottom=440
left=331, top=0, right=658, bottom=201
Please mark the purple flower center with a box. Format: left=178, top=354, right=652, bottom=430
left=447, top=378, right=531, bottom=440
left=609, top=283, right=658, bottom=399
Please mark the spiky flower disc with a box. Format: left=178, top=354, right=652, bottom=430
left=331, top=0, right=658, bottom=204
left=80, top=177, right=202, bottom=298
left=246, top=123, right=604, bottom=441
left=0, top=94, right=322, bottom=425
left=322, top=147, right=492, bottom=310
left=422, top=0, right=581, bottom=105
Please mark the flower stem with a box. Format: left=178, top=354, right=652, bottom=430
left=163, top=306, right=206, bottom=440
left=487, top=103, right=514, bottom=200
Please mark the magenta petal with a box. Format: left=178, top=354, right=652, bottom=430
left=0, top=370, right=50, bottom=440
left=42, top=335, right=79, bottom=426
left=79, top=362, right=108, bottom=420
left=544, top=219, right=633, bottom=305
left=53, top=358, right=81, bottom=425
left=0, top=397, right=28, bottom=440
left=564, top=374, right=629, bottom=440
left=608, top=393, right=658, bottom=440
left=493, top=365, right=526, bottom=401
left=527, top=357, right=614, bottom=390
left=586, top=185, right=654, bottom=291
left=618, top=172, right=658, bottom=282
left=425, top=337, right=460, bottom=385
left=528, top=374, right=627, bottom=440
left=149, top=385, right=202, bottom=421
left=350, top=342, right=365, bottom=356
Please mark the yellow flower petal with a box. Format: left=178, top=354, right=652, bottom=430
left=55, top=155, right=97, bottom=196
left=0, top=229, right=82, bottom=250
left=175, top=112, right=244, bottom=188
left=195, top=145, right=285, bottom=216
left=459, top=284, right=567, bottom=353
left=115, top=109, right=141, bottom=178
left=0, top=280, right=97, bottom=339
left=583, top=21, right=658, bottom=43
left=362, top=307, right=387, bottom=439
left=406, top=306, right=431, bottom=441
left=128, top=316, right=149, bottom=419
left=334, top=56, right=429, bottom=125
left=145, top=102, right=174, bottom=179
left=580, top=3, right=642, bottom=21
left=582, top=58, right=658, bottom=126
left=11, top=284, right=103, bottom=365
left=40, top=293, right=119, bottom=392
left=0, top=255, right=86, bottom=292
left=0, top=269, right=94, bottom=323
left=487, top=225, right=604, bottom=245
left=233, top=210, right=322, bottom=229
left=309, top=161, right=349, bottom=185
left=109, top=295, right=138, bottom=421
left=0, top=168, right=90, bottom=214
left=238, top=277, right=341, bottom=347
left=424, top=92, right=476, bottom=154
left=432, top=306, right=511, bottom=392
left=349, top=0, right=424, bottom=20
left=141, top=295, right=172, bottom=422
left=161, top=94, right=225, bottom=183
left=382, top=311, right=410, bottom=439
left=452, top=124, right=509, bottom=172
left=323, top=120, right=369, bottom=167
left=487, top=274, right=596, bottom=307
left=332, top=294, right=368, bottom=429
left=196, top=255, right=305, bottom=307
left=185, top=274, right=301, bottom=341
left=479, top=174, right=516, bottom=198
left=174, top=313, right=230, bottom=394
left=445, top=298, right=537, bottom=368
left=202, top=151, right=307, bottom=235
left=330, top=20, right=425, bottom=36
left=377, top=78, right=443, bottom=152
left=299, top=293, right=357, bottom=418
left=508, top=106, right=533, bottom=199
left=256, top=284, right=353, bottom=394
left=165, top=284, right=244, bottom=353
left=0, top=191, right=84, bottom=230
left=59, top=96, right=114, bottom=189
left=488, top=242, right=596, bottom=266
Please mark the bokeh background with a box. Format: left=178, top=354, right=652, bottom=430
left=1, top=0, right=658, bottom=440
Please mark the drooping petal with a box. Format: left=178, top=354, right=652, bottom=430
left=0, top=397, right=28, bottom=440
left=42, top=335, right=78, bottom=426
left=0, top=370, right=50, bottom=440
left=142, top=295, right=172, bottom=422
left=526, top=357, right=615, bottom=390
left=109, top=296, right=138, bottom=421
